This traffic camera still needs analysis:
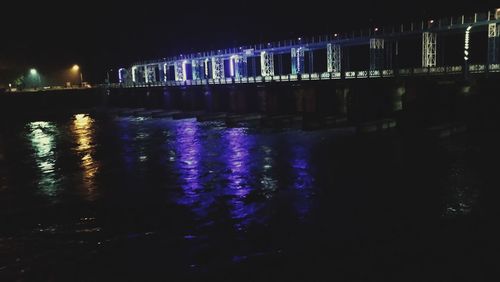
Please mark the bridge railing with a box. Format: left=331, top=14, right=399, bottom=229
left=107, top=63, right=500, bottom=89
left=130, top=9, right=500, bottom=67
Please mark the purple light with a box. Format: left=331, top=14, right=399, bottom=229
left=290, top=143, right=314, bottom=220
left=172, top=120, right=206, bottom=216
left=224, top=128, right=255, bottom=228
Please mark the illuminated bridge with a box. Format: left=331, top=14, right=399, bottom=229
left=116, top=9, right=500, bottom=87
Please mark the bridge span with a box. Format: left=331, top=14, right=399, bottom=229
left=114, top=9, right=500, bottom=87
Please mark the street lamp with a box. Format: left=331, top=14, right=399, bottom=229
left=72, top=64, right=83, bottom=87
left=30, top=68, right=41, bottom=89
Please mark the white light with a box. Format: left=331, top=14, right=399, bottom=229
left=230, top=57, right=235, bottom=77
left=131, top=66, right=137, bottom=82
left=182, top=60, right=188, bottom=81
left=118, top=68, right=125, bottom=82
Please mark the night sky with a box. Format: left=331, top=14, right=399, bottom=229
left=0, top=1, right=497, bottom=85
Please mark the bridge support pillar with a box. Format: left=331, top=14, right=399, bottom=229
left=308, top=51, right=314, bottom=73
left=392, top=84, right=406, bottom=113
left=192, top=60, right=204, bottom=80
left=203, top=87, right=214, bottom=112
left=488, top=23, right=500, bottom=64
left=174, top=61, right=186, bottom=81
left=336, top=87, right=350, bottom=116
left=293, top=88, right=304, bottom=113
left=162, top=87, right=172, bottom=110
left=277, top=54, right=284, bottom=75
left=291, top=47, right=305, bottom=74
left=422, top=32, right=437, bottom=67
left=370, top=39, right=385, bottom=70
left=229, top=87, right=248, bottom=113
left=145, top=65, right=159, bottom=83
left=144, top=66, right=149, bottom=83
left=131, top=66, right=138, bottom=83
left=327, top=44, right=341, bottom=73
left=230, top=55, right=247, bottom=78
left=211, top=57, right=225, bottom=80
left=158, top=64, right=166, bottom=82
left=260, top=51, right=274, bottom=77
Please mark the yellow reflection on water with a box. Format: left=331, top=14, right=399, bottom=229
left=28, top=121, right=58, bottom=196
left=71, top=114, right=99, bottom=199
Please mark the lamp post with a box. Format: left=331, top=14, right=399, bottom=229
left=30, top=68, right=41, bottom=89
left=72, top=65, right=83, bottom=87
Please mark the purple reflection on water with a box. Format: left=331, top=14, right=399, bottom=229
left=223, top=128, right=258, bottom=228
left=290, top=141, right=314, bottom=220
left=172, top=120, right=213, bottom=218
left=175, top=121, right=201, bottom=194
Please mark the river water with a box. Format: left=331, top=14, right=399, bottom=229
left=0, top=113, right=494, bottom=281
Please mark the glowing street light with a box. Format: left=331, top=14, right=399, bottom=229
left=29, top=68, right=41, bottom=88
left=71, top=64, right=83, bottom=87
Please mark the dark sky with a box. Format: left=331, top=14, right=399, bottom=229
left=0, top=1, right=498, bottom=85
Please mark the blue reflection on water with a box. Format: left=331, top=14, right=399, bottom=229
left=290, top=142, right=314, bottom=219
left=165, top=121, right=317, bottom=228
left=117, top=118, right=135, bottom=170
left=27, top=121, right=59, bottom=197
left=224, top=128, right=256, bottom=228
left=172, top=120, right=209, bottom=218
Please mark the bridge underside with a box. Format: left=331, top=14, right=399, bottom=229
left=106, top=72, right=500, bottom=130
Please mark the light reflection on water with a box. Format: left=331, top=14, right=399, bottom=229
left=71, top=114, right=99, bottom=200
left=442, top=159, right=479, bottom=217
left=8, top=115, right=477, bottom=231
left=19, top=116, right=317, bottom=228
left=167, top=120, right=314, bottom=229
left=224, top=128, right=255, bottom=228
left=174, top=120, right=203, bottom=209
left=27, top=121, right=59, bottom=197
left=0, top=115, right=486, bottom=280
left=290, top=142, right=315, bottom=219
